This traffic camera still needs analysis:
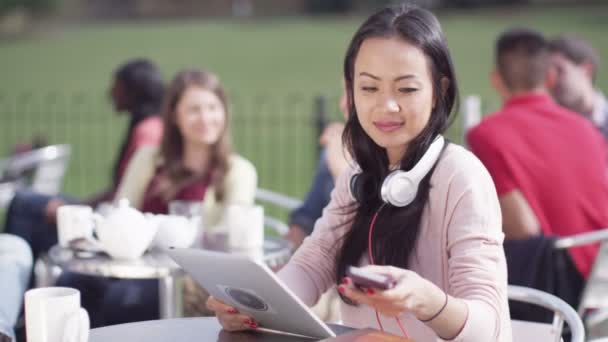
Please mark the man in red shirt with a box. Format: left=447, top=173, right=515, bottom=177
left=467, top=28, right=608, bottom=316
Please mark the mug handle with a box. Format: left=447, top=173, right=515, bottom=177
left=62, top=308, right=90, bottom=342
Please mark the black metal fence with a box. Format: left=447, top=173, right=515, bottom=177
left=0, top=91, right=345, bottom=201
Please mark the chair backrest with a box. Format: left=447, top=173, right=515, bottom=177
left=255, top=188, right=302, bottom=211
left=255, top=187, right=303, bottom=236
left=3, top=144, right=71, bottom=195
left=579, top=241, right=608, bottom=328
left=263, top=215, right=289, bottom=236
left=460, top=94, right=483, bottom=145
left=554, top=229, right=608, bottom=329
left=508, top=285, right=585, bottom=342
left=0, top=180, right=20, bottom=209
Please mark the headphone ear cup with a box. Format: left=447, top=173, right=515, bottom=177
left=349, top=173, right=362, bottom=203
left=380, top=136, right=445, bottom=207
left=381, top=171, right=417, bottom=207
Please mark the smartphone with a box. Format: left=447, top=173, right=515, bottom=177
left=346, top=266, right=396, bottom=290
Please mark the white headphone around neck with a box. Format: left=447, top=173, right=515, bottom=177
left=349, top=135, right=445, bottom=207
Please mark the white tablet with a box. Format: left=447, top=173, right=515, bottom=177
left=167, top=248, right=336, bottom=339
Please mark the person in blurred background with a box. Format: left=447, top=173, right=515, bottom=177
left=548, top=34, right=607, bottom=140
left=284, top=85, right=350, bottom=250
left=467, top=27, right=608, bottom=320
left=0, top=234, right=32, bottom=342
left=4, top=58, right=165, bottom=262
left=57, top=68, right=257, bottom=327
left=282, top=85, right=350, bottom=324
left=112, top=68, right=257, bottom=217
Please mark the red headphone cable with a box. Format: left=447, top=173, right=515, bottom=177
left=367, top=204, right=410, bottom=339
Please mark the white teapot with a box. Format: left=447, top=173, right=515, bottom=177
left=93, top=199, right=158, bottom=260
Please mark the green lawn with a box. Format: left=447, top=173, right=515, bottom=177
left=1, top=4, right=607, bottom=206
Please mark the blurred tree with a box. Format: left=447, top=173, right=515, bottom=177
left=446, top=0, right=531, bottom=7
left=306, top=0, right=353, bottom=13
left=305, top=0, right=542, bottom=12
left=0, top=0, right=60, bottom=17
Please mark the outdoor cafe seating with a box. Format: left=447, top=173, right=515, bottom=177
left=0, top=144, right=71, bottom=209
left=35, top=187, right=299, bottom=318
left=83, top=285, right=585, bottom=341
left=10, top=141, right=607, bottom=341
left=461, top=94, right=608, bottom=335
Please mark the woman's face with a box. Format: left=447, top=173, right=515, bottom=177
left=175, top=86, right=226, bottom=147
left=353, top=36, right=435, bottom=165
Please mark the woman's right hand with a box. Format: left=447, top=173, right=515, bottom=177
left=205, top=296, right=258, bottom=331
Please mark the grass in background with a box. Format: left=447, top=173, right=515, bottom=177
left=0, top=4, right=606, bottom=206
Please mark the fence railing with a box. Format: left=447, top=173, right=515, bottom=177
left=0, top=92, right=345, bottom=200
left=1, top=91, right=473, bottom=205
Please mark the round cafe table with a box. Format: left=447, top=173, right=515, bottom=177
left=46, top=237, right=292, bottom=319
left=89, top=317, right=352, bottom=342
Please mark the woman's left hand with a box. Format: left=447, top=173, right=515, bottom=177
left=338, top=265, right=446, bottom=320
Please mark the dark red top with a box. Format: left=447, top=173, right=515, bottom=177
left=141, top=168, right=209, bottom=214
left=467, top=93, right=608, bottom=278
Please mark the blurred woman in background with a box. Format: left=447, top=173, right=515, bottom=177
left=4, top=58, right=165, bottom=262
left=58, top=68, right=257, bottom=327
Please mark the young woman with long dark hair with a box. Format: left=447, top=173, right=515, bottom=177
left=207, top=4, right=511, bottom=341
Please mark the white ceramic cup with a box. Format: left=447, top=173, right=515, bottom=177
left=152, top=215, right=198, bottom=249
left=25, top=287, right=90, bottom=342
left=225, top=204, right=264, bottom=249
left=202, top=231, right=229, bottom=251
left=168, top=200, right=204, bottom=248
left=56, top=205, right=94, bottom=247
left=168, top=200, right=203, bottom=218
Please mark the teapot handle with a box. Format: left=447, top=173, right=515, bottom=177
left=88, top=213, right=105, bottom=247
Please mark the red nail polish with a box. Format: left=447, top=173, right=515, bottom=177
left=250, top=322, right=258, bottom=329
left=228, top=308, right=238, bottom=314
left=366, top=288, right=375, bottom=295
left=338, top=286, right=345, bottom=294
left=342, top=277, right=349, bottom=285
left=244, top=319, right=251, bottom=324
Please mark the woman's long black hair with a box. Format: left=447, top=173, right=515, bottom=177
left=111, top=58, right=165, bottom=186
left=336, top=4, right=459, bottom=298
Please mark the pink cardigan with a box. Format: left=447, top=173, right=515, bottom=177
left=278, top=144, right=512, bottom=341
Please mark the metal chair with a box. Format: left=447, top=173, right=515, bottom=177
left=509, top=285, right=585, bottom=342
left=255, top=187, right=302, bottom=211
left=263, top=215, right=290, bottom=236
left=0, top=144, right=71, bottom=208
left=460, top=94, right=483, bottom=146
left=255, top=187, right=303, bottom=236
left=554, top=229, right=608, bottom=331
